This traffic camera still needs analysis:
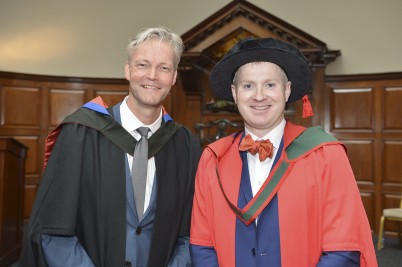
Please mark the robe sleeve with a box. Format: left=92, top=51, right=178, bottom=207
left=317, top=251, right=360, bottom=266
left=41, top=235, right=94, bottom=267
left=178, top=132, right=202, bottom=238
left=190, top=245, right=219, bottom=267
left=167, top=132, right=202, bottom=266
left=319, top=145, right=377, bottom=266
left=167, top=236, right=191, bottom=267
left=190, top=149, right=220, bottom=266
left=190, top=150, right=215, bottom=247
left=18, top=124, right=87, bottom=266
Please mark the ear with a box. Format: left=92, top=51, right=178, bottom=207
left=124, top=61, right=130, bottom=81
left=285, top=81, right=291, bottom=102
left=231, top=84, right=237, bottom=103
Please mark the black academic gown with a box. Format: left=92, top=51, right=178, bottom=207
left=18, top=105, right=202, bottom=267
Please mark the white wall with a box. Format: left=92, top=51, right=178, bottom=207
left=0, top=0, right=401, bottom=78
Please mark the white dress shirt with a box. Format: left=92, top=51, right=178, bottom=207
left=245, top=119, right=286, bottom=197
left=120, top=96, right=162, bottom=213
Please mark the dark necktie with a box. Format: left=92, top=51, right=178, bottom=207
left=239, top=134, right=274, bottom=161
left=132, top=127, right=149, bottom=220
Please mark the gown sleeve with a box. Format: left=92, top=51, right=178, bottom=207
left=317, top=251, right=360, bottom=267
left=41, top=235, right=95, bottom=267
left=190, top=149, right=220, bottom=266
left=168, top=131, right=202, bottom=267
left=190, top=244, right=219, bottom=267
left=167, top=237, right=191, bottom=267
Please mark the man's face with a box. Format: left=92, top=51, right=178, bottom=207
left=124, top=38, right=177, bottom=111
left=231, top=62, right=291, bottom=137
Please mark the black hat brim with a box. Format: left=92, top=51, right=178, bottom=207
left=209, top=46, right=312, bottom=103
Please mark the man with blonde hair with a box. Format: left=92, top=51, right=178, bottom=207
left=19, top=27, right=201, bottom=267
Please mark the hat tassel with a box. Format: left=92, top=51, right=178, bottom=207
left=302, top=95, right=314, bottom=118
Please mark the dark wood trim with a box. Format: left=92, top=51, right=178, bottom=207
left=0, top=71, right=127, bottom=85
left=326, top=72, right=402, bottom=82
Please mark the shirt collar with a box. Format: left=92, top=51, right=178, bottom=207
left=120, top=96, right=162, bottom=137
left=245, top=119, right=286, bottom=150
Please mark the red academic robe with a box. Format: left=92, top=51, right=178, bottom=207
left=190, top=122, right=377, bottom=267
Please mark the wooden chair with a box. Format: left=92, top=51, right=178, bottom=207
left=377, top=197, right=402, bottom=250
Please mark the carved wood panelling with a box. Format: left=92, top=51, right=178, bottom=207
left=49, top=89, right=85, bottom=126
left=326, top=73, right=402, bottom=236
left=1, top=86, right=41, bottom=128
left=331, top=88, right=374, bottom=130
left=360, top=192, right=375, bottom=230
left=383, top=141, right=402, bottom=183
left=179, top=0, right=340, bottom=143
left=181, top=0, right=340, bottom=66
left=0, top=0, right=401, bottom=249
left=95, top=90, right=127, bottom=107
left=0, top=72, right=129, bottom=225
left=342, top=140, right=374, bottom=183
left=0, top=72, right=401, bottom=241
left=384, top=87, right=402, bottom=130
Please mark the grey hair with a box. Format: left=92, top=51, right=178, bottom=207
left=232, top=62, right=289, bottom=85
left=126, top=26, right=184, bottom=69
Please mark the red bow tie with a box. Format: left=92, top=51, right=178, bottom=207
left=239, top=134, right=274, bottom=161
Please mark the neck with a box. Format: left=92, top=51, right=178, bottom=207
left=126, top=100, right=161, bottom=125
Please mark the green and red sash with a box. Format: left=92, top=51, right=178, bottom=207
left=216, top=127, right=338, bottom=225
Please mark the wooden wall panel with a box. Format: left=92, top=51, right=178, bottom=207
left=384, top=87, right=402, bottom=129
left=0, top=72, right=129, bottom=225
left=331, top=88, right=373, bottom=130
left=342, top=140, right=374, bottom=183
left=1, top=68, right=402, bottom=246
left=49, top=89, right=85, bottom=126
left=326, top=73, right=402, bottom=236
left=1, top=86, right=41, bottom=128
left=361, top=192, right=375, bottom=230
left=383, top=141, right=402, bottom=183
left=95, top=90, right=128, bottom=107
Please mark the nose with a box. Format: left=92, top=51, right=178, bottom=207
left=146, top=67, right=158, bottom=80
left=253, top=87, right=266, bottom=101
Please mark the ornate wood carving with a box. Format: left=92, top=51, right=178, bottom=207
left=178, top=0, right=340, bottom=136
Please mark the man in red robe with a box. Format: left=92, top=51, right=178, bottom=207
left=190, top=37, right=377, bottom=267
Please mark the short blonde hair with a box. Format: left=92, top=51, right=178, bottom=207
left=126, top=26, right=184, bottom=69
